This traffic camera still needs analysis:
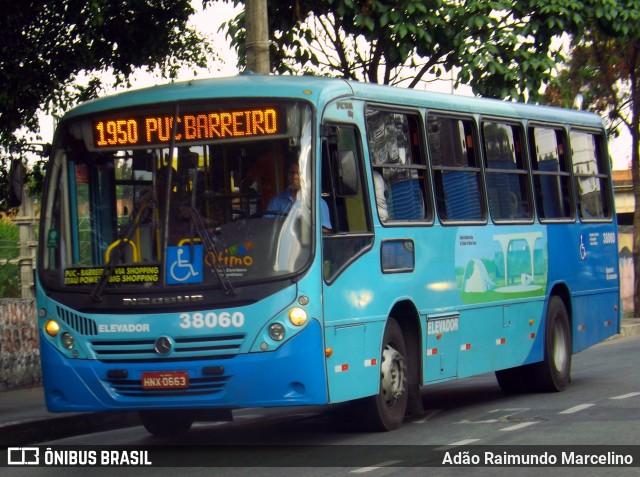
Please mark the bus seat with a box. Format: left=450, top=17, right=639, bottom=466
left=440, top=170, right=482, bottom=220
left=388, top=179, right=423, bottom=220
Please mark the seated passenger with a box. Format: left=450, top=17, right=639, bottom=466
left=372, top=170, right=389, bottom=222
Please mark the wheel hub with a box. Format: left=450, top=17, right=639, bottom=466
left=380, top=344, right=406, bottom=406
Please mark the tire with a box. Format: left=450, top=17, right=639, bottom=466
left=138, top=410, right=193, bottom=437
left=531, top=296, right=572, bottom=392
left=360, top=318, right=409, bottom=431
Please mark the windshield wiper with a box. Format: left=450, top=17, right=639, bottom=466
left=188, top=207, right=237, bottom=295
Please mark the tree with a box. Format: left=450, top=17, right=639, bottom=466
left=0, top=0, right=213, bottom=210
left=222, top=0, right=585, bottom=101
left=0, top=218, right=20, bottom=297
left=544, top=1, right=640, bottom=314
left=222, top=1, right=640, bottom=314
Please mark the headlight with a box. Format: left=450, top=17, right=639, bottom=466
left=60, top=332, right=75, bottom=350
left=269, top=323, right=286, bottom=341
left=288, top=307, right=308, bottom=326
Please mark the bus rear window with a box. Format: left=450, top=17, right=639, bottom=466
left=570, top=130, right=612, bottom=220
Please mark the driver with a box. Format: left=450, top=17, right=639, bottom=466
left=266, top=162, right=332, bottom=232
left=266, top=162, right=301, bottom=213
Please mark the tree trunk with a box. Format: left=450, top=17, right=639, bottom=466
left=245, top=0, right=270, bottom=74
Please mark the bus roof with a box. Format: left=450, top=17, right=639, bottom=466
left=63, top=74, right=604, bottom=129
left=346, top=80, right=604, bottom=128
left=62, top=74, right=354, bottom=119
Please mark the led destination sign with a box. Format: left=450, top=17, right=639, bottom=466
left=94, top=106, right=284, bottom=148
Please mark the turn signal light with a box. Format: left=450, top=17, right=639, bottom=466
left=45, top=320, right=60, bottom=337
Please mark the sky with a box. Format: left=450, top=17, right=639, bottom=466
left=38, top=0, right=632, bottom=170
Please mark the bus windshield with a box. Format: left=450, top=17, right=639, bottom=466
left=39, top=100, right=314, bottom=295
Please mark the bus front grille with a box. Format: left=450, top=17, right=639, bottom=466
left=56, top=306, right=98, bottom=336
left=89, top=334, right=245, bottom=362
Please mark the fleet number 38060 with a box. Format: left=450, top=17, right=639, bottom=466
left=179, top=311, right=245, bottom=329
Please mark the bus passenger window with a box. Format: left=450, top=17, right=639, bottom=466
left=569, top=130, right=612, bottom=220
left=529, top=126, right=573, bottom=220
left=427, top=115, right=484, bottom=222
left=365, top=108, right=430, bottom=223
left=482, top=121, right=532, bottom=222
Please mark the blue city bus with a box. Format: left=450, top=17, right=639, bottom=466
left=35, top=75, right=620, bottom=435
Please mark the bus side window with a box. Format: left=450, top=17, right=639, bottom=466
left=569, top=130, right=612, bottom=220
left=428, top=115, right=484, bottom=222
left=365, top=109, right=430, bottom=223
left=482, top=121, right=533, bottom=222
left=529, top=126, right=573, bottom=220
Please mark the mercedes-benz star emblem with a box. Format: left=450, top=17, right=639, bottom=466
left=154, top=336, right=173, bottom=355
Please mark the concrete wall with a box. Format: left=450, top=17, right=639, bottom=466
left=618, top=229, right=634, bottom=316
left=0, top=299, right=41, bottom=390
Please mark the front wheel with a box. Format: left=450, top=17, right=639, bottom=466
left=138, top=410, right=193, bottom=437
left=531, top=296, right=572, bottom=392
left=359, top=318, right=409, bottom=431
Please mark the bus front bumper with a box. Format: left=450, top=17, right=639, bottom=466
left=41, top=319, right=329, bottom=412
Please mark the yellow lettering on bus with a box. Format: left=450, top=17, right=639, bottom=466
left=220, top=112, right=233, bottom=137
left=183, top=115, right=195, bottom=140
left=195, top=114, right=208, bottom=139
left=209, top=113, right=220, bottom=138
left=232, top=111, right=245, bottom=136
left=146, top=118, right=159, bottom=143
left=252, top=110, right=264, bottom=135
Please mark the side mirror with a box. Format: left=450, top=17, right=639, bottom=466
left=8, top=159, right=25, bottom=207
left=336, top=150, right=358, bottom=196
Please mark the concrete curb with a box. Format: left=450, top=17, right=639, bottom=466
left=0, top=412, right=140, bottom=447
left=617, top=319, right=640, bottom=338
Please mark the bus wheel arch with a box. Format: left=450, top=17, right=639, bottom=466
left=548, top=283, right=573, bottom=332
left=358, top=316, right=408, bottom=431
left=357, top=301, right=423, bottom=431
left=531, top=292, right=572, bottom=392
left=389, top=300, right=424, bottom=419
left=496, top=287, right=572, bottom=394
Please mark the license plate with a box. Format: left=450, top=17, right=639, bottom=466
left=141, top=371, right=189, bottom=390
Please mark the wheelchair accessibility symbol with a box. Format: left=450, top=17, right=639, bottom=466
left=579, top=234, right=587, bottom=261
left=167, top=245, right=204, bottom=285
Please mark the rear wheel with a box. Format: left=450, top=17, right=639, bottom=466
left=531, top=296, right=572, bottom=392
left=360, top=318, right=408, bottom=431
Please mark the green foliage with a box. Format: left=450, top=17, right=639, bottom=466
left=221, top=0, right=588, bottom=101
left=1, top=1, right=210, bottom=149
left=0, top=0, right=212, bottom=214
left=0, top=219, right=20, bottom=297
left=542, top=1, right=639, bottom=139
